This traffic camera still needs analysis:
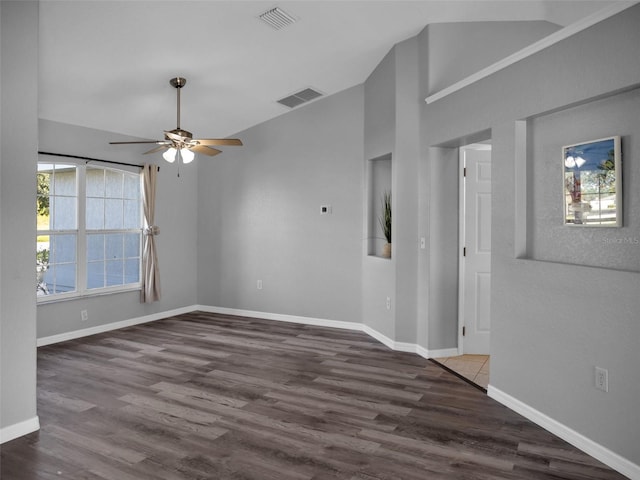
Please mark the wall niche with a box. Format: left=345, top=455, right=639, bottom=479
left=367, top=153, right=392, bottom=258
left=528, top=87, right=640, bottom=272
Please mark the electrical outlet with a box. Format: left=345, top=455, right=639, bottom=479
left=420, top=237, right=426, bottom=249
left=80, top=310, right=88, bottom=321
left=257, top=279, right=263, bottom=290
left=386, top=297, right=391, bottom=310
left=595, top=366, right=609, bottom=392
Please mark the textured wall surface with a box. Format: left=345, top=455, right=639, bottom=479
left=427, top=21, right=559, bottom=95
left=197, top=86, right=364, bottom=324
left=529, top=88, right=640, bottom=271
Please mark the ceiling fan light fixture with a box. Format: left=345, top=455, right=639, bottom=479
left=180, top=148, right=195, bottom=164
left=163, top=147, right=177, bottom=163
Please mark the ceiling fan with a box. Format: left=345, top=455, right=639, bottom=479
left=109, top=77, right=242, bottom=164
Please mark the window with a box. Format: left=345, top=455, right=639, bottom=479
left=37, top=162, right=142, bottom=300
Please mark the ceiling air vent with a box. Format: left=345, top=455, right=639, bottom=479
left=277, top=88, right=324, bottom=109
left=259, top=7, right=297, bottom=30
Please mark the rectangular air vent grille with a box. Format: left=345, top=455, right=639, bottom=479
left=259, top=7, right=297, bottom=30
left=277, top=87, right=323, bottom=109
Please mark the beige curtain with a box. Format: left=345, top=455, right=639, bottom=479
left=141, top=164, right=161, bottom=302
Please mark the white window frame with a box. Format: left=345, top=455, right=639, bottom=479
left=37, top=160, right=143, bottom=304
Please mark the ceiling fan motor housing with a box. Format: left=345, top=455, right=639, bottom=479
left=169, top=77, right=187, bottom=89
left=166, top=128, right=193, bottom=141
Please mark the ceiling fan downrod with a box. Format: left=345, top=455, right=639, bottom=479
left=169, top=76, right=187, bottom=133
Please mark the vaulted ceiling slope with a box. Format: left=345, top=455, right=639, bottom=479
left=38, top=1, right=614, bottom=142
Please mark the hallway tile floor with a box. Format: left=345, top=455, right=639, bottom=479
left=434, top=354, right=490, bottom=389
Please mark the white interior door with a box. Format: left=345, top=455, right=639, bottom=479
left=459, top=144, right=492, bottom=354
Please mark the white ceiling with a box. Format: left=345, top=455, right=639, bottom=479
left=38, top=1, right=614, bottom=143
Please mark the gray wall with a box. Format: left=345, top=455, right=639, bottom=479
left=197, top=86, right=364, bottom=324
left=427, top=21, right=559, bottom=95
left=1, top=0, right=39, bottom=435
left=426, top=146, right=460, bottom=350
left=392, top=37, right=421, bottom=345
left=529, top=89, right=640, bottom=271
left=37, top=120, right=198, bottom=338
left=362, top=48, right=396, bottom=339
left=424, top=6, right=640, bottom=465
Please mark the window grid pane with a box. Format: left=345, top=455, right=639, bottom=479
left=105, top=199, right=124, bottom=229
left=105, top=170, right=124, bottom=197
left=106, top=260, right=124, bottom=286
left=86, top=198, right=105, bottom=230
left=38, top=232, right=77, bottom=296
left=87, top=261, right=105, bottom=289
left=87, top=234, right=105, bottom=262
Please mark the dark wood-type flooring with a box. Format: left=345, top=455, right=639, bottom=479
left=1, top=312, right=628, bottom=479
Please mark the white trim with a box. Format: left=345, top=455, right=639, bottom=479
left=488, top=386, right=640, bottom=480
left=425, top=3, right=636, bottom=104
left=427, top=347, right=460, bottom=359
left=195, top=305, right=363, bottom=332
left=37, top=305, right=196, bottom=347
left=415, top=344, right=430, bottom=359
left=361, top=324, right=399, bottom=351
left=0, top=416, right=40, bottom=444
left=393, top=341, right=418, bottom=353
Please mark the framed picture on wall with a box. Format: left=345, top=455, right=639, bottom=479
left=563, top=136, right=622, bottom=227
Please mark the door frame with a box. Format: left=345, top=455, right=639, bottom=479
left=458, top=142, right=492, bottom=355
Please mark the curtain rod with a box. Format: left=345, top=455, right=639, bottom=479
left=38, top=151, right=158, bottom=171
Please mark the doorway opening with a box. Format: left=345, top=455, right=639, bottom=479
left=436, top=141, right=492, bottom=389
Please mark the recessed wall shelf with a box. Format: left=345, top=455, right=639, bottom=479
left=367, top=153, right=392, bottom=258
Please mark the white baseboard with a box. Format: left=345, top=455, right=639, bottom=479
left=0, top=416, right=40, bottom=444
left=37, top=305, right=197, bottom=347
left=195, top=305, right=364, bottom=332
left=360, top=324, right=396, bottom=350
left=426, top=347, right=460, bottom=359
left=488, top=386, right=639, bottom=480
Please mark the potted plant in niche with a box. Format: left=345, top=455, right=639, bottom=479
left=379, top=191, right=391, bottom=258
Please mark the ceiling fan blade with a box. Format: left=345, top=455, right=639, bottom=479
left=143, top=145, right=170, bottom=155
left=190, top=145, right=222, bottom=156
left=109, top=140, right=163, bottom=145
left=194, top=138, right=243, bottom=146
